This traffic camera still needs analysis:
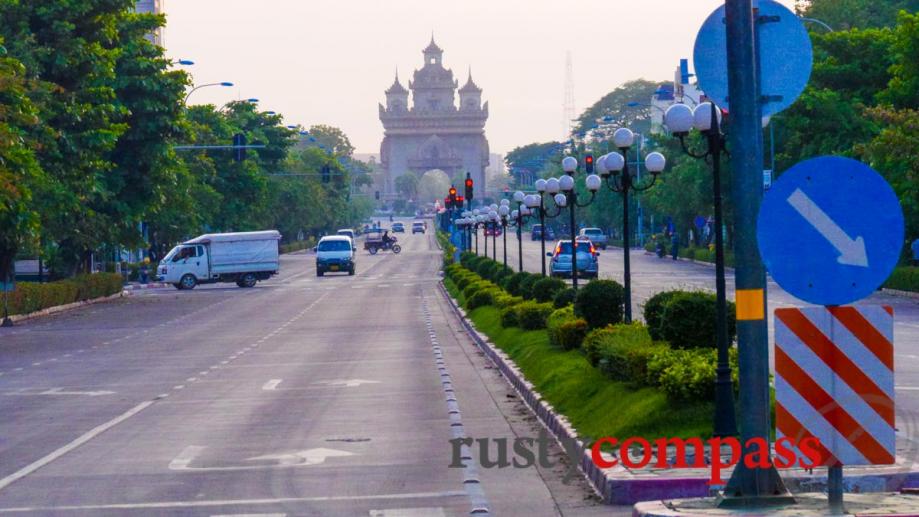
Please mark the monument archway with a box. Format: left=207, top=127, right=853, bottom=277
left=417, top=169, right=451, bottom=204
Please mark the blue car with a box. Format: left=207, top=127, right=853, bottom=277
left=547, top=240, right=599, bottom=279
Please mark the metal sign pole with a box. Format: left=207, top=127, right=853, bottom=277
left=721, top=0, right=792, bottom=505
left=1, top=271, right=12, bottom=328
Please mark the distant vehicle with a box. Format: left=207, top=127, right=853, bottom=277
left=547, top=240, right=599, bottom=279
left=157, top=231, right=281, bottom=290
left=336, top=229, right=357, bottom=250
left=412, top=221, right=426, bottom=234
left=392, top=222, right=405, bottom=233
left=484, top=226, right=502, bottom=237
left=579, top=228, right=609, bottom=249
left=364, top=232, right=401, bottom=254
left=315, top=236, right=356, bottom=276
left=531, top=224, right=555, bottom=241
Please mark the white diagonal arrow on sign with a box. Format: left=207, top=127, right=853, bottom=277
left=787, top=188, right=869, bottom=267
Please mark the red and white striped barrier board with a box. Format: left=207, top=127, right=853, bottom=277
left=775, top=305, right=895, bottom=466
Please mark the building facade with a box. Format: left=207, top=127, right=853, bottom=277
left=134, top=0, right=164, bottom=45
left=379, top=38, right=489, bottom=201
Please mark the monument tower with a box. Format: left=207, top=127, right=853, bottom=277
left=379, top=37, right=490, bottom=201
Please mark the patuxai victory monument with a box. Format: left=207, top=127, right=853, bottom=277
left=379, top=37, right=490, bottom=200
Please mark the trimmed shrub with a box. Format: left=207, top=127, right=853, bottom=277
left=573, top=280, right=625, bottom=329
left=492, top=265, right=514, bottom=286
left=516, top=301, right=555, bottom=330
left=500, top=304, right=521, bottom=327
left=475, top=258, right=498, bottom=278
left=547, top=307, right=588, bottom=350
left=531, top=277, right=567, bottom=303
left=659, top=291, right=736, bottom=349
left=7, top=273, right=123, bottom=316
left=467, top=288, right=500, bottom=310
left=582, top=323, right=653, bottom=369
left=460, top=251, right=477, bottom=268
left=885, top=267, right=919, bottom=292
left=494, top=293, right=524, bottom=309
left=462, top=280, right=495, bottom=301
left=553, top=287, right=576, bottom=308
left=596, top=330, right=661, bottom=385
left=453, top=271, right=480, bottom=290
left=650, top=348, right=725, bottom=402
left=643, top=290, right=682, bottom=341
left=503, top=272, right=531, bottom=296
left=518, top=273, right=542, bottom=300
left=480, top=261, right=502, bottom=282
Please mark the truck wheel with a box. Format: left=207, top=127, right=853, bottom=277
left=180, top=274, right=197, bottom=290
left=239, top=273, right=257, bottom=288
left=173, top=283, right=183, bottom=290
left=348, top=267, right=355, bottom=276
left=317, top=269, right=324, bottom=277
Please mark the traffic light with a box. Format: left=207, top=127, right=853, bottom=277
left=444, top=196, right=452, bottom=209
left=455, top=195, right=464, bottom=205
left=464, top=174, right=474, bottom=202
left=374, top=190, right=380, bottom=200
left=585, top=154, right=594, bottom=174
left=448, top=186, right=458, bottom=209
left=233, top=133, right=246, bottom=162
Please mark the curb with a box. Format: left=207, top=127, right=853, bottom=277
left=123, top=282, right=169, bottom=291
left=438, top=281, right=919, bottom=505
left=8, top=291, right=130, bottom=324
left=881, top=288, right=919, bottom=299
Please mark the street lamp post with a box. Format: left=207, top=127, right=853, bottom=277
left=489, top=205, right=499, bottom=262
left=534, top=180, right=549, bottom=276
left=513, top=191, right=528, bottom=272
left=557, top=157, right=600, bottom=289
left=184, top=81, right=234, bottom=104
left=597, top=128, right=667, bottom=322
left=499, top=200, right=511, bottom=269
left=664, top=101, right=738, bottom=438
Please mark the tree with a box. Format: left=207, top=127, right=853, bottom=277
left=0, top=0, right=133, bottom=273
left=796, top=0, right=919, bottom=30
left=571, top=79, right=660, bottom=139
left=0, top=47, right=43, bottom=284
left=307, top=124, right=355, bottom=157
left=395, top=173, right=419, bottom=200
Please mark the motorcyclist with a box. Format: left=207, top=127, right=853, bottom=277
left=381, top=230, right=393, bottom=247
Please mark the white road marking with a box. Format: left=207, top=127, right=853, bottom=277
left=0, top=400, right=154, bottom=493
left=895, top=386, right=919, bottom=391
left=212, top=514, right=286, bottom=517
left=0, top=491, right=466, bottom=513
left=313, top=379, right=380, bottom=388
left=262, top=379, right=282, bottom=391
left=168, top=446, right=354, bottom=472
left=369, top=509, right=446, bottom=517
left=173, top=385, right=185, bottom=390
left=35, top=388, right=115, bottom=397
left=186, top=377, right=197, bottom=382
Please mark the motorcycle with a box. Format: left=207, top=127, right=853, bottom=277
left=366, top=236, right=401, bottom=255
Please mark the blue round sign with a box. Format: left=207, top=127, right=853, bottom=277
left=757, top=156, right=904, bottom=306
left=694, top=216, right=707, bottom=229
left=694, top=0, right=812, bottom=116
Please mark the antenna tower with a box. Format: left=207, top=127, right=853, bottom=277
left=563, top=51, right=576, bottom=140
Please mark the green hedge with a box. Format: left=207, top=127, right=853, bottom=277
left=467, top=288, right=501, bottom=310
left=546, top=306, right=588, bottom=350
left=531, top=277, right=567, bottom=303
left=648, top=347, right=739, bottom=402
left=516, top=301, right=555, bottom=330
left=643, top=290, right=682, bottom=341
left=659, top=291, right=736, bottom=349
left=553, top=287, right=576, bottom=308
left=884, top=267, right=919, bottom=292
left=518, top=274, right=542, bottom=300
left=280, top=238, right=317, bottom=254
left=6, top=273, right=124, bottom=316
left=582, top=323, right=653, bottom=369
left=573, top=280, right=625, bottom=329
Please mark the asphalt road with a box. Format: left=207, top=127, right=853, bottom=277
left=475, top=229, right=919, bottom=424
left=0, top=226, right=619, bottom=516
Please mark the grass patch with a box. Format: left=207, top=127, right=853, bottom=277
left=462, top=303, right=714, bottom=442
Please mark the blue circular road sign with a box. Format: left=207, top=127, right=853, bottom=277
left=695, top=215, right=707, bottom=229
left=757, top=156, right=904, bottom=306
left=694, top=0, right=812, bottom=116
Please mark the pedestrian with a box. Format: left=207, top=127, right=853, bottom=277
left=139, top=257, right=150, bottom=284
left=671, top=233, right=679, bottom=261
left=912, top=237, right=919, bottom=266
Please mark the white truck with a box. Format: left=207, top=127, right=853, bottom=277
left=157, top=231, right=281, bottom=290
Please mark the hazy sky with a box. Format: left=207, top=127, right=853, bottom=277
left=164, top=0, right=796, bottom=155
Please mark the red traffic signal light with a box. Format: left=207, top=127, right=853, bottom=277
left=585, top=154, right=594, bottom=173
left=465, top=178, right=473, bottom=189
left=449, top=186, right=457, bottom=197
left=456, top=195, right=464, bottom=203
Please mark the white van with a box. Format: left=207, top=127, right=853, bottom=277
left=157, top=231, right=281, bottom=289
left=315, top=236, right=356, bottom=276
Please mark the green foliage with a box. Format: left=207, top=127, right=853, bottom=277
left=7, top=273, right=123, bottom=316
left=546, top=306, right=587, bottom=350
left=531, top=276, right=567, bottom=303
left=462, top=280, right=495, bottom=301
left=582, top=323, right=653, bottom=368
left=493, top=293, right=524, bottom=309
left=466, top=288, right=500, bottom=310
left=573, top=280, right=625, bottom=329
left=553, top=287, right=577, bottom=308
left=453, top=271, right=479, bottom=290
left=515, top=301, right=555, bottom=330
left=643, top=290, right=683, bottom=341
left=503, top=271, right=531, bottom=296
left=517, top=273, right=542, bottom=300
left=884, top=267, right=919, bottom=292
left=500, top=304, right=520, bottom=327
left=649, top=347, right=738, bottom=403
left=659, top=292, right=737, bottom=349
left=798, top=0, right=919, bottom=31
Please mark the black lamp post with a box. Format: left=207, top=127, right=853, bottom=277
left=555, top=156, right=601, bottom=290
left=498, top=201, right=511, bottom=269
left=512, top=191, right=531, bottom=273
left=597, top=128, right=666, bottom=322
left=664, top=101, right=738, bottom=438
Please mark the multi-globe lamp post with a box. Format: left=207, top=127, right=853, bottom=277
left=664, top=100, right=738, bottom=438
left=596, top=128, right=667, bottom=322
left=511, top=191, right=532, bottom=272
left=552, top=156, right=602, bottom=289
left=498, top=200, right=512, bottom=268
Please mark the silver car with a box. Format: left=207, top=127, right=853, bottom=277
left=547, top=240, right=599, bottom=279
left=579, top=227, right=609, bottom=249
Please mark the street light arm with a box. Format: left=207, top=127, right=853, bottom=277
left=184, top=82, right=232, bottom=104
left=631, top=173, right=660, bottom=193
left=604, top=175, right=626, bottom=193
left=678, top=133, right=710, bottom=160
left=574, top=190, right=596, bottom=208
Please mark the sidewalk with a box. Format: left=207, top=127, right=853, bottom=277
left=122, top=281, right=170, bottom=291
left=634, top=492, right=919, bottom=516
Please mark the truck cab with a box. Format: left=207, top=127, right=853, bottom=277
left=161, top=244, right=210, bottom=289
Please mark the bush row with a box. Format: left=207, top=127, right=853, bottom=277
left=4, top=273, right=124, bottom=316
left=436, top=231, right=457, bottom=266
left=642, top=290, right=736, bottom=349
left=884, top=266, right=919, bottom=292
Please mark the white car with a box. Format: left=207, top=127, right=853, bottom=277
left=315, top=236, right=356, bottom=276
